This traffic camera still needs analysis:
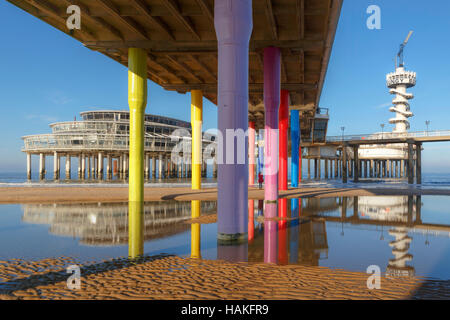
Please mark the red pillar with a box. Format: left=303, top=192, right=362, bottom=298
left=278, top=90, right=289, bottom=190
left=278, top=198, right=288, bottom=264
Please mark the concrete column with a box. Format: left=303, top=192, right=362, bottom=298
left=318, top=158, right=321, bottom=180
left=152, top=156, right=156, bottom=179
left=77, top=154, right=82, bottom=179
left=27, top=153, right=32, bottom=180
left=107, top=154, right=112, bottom=180
left=123, top=154, right=128, bottom=178
left=145, top=154, right=150, bottom=179
left=408, top=142, right=414, bottom=184
left=314, top=158, right=318, bottom=179
left=213, top=158, right=218, bottom=178
left=334, top=159, right=339, bottom=178
left=158, top=154, right=163, bottom=178
left=98, top=152, right=103, bottom=180
left=39, top=153, right=45, bottom=180
left=342, top=144, right=348, bottom=183
left=54, top=152, right=59, bottom=180
left=400, top=159, right=405, bottom=178
left=87, top=156, right=91, bottom=179
left=383, top=160, right=387, bottom=178
left=90, top=156, right=95, bottom=179
left=324, top=159, right=329, bottom=179
left=65, top=155, right=71, bottom=180
left=307, top=159, right=311, bottom=180
left=215, top=0, right=252, bottom=239
left=81, top=154, right=85, bottom=180
left=416, top=143, right=422, bottom=184
left=94, top=157, right=98, bottom=180
left=353, top=145, right=359, bottom=183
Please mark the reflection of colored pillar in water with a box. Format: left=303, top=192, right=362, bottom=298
left=248, top=121, right=256, bottom=185
left=128, top=201, right=144, bottom=259
left=248, top=200, right=254, bottom=242
left=264, top=203, right=278, bottom=263
left=278, top=198, right=288, bottom=264
left=217, top=241, right=248, bottom=262
left=278, top=90, right=289, bottom=190
left=215, top=0, right=252, bottom=240
left=264, top=47, right=280, bottom=202
left=289, top=198, right=300, bottom=263
left=290, top=110, right=300, bottom=187
left=128, top=47, right=147, bottom=259
left=191, top=200, right=201, bottom=258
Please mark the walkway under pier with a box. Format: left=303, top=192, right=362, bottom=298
left=1, top=186, right=450, bottom=204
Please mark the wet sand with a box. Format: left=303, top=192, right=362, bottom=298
left=1, top=186, right=449, bottom=204
left=0, top=255, right=449, bottom=300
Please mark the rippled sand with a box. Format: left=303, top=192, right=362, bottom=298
left=1, top=255, right=449, bottom=300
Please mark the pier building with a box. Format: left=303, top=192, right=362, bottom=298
left=22, top=110, right=217, bottom=181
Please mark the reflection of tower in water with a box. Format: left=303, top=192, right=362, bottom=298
left=358, top=195, right=417, bottom=277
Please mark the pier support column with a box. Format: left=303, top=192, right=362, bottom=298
left=318, top=158, right=321, bottom=180
left=152, top=157, right=156, bottom=179
left=278, top=90, right=289, bottom=190
left=213, top=158, right=218, bottom=178
left=144, top=154, right=149, bottom=179
left=342, top=144, right=348, bottom=183
left=54, top=152, right=59, bottom=180
left=325, top=159, right=329, bottom=179
left=215, top=0, right=252, bottom=239
left=107, top=154, right=112, bottom=180
left=65, top=155, right=71, bottom=180
left=77, top=154, right=82, bottom=179
left=191, top=89, right=203, bottom=189
left=159, top=154, right=163, bottom=178
left=98, top=152, right=103, bottom=180
left=263, top=46, right=281, bottom=207
left=128, top=47, right=147, bottom=258
left=353, top=145, right=359, bottom=183
left=248, top=121, right=256, bottom=186
left=416, top=143, right=422, bottom=184
left=407, top=142, right=414, bottom=184
left=39, top=153, right=45, bottom=180
left=335, top=159, right=339, bottom=178
left=290, top=110, right=299, bottom=188
left=27, top=153, right=32, bottom=180
left=91, top=156, right=96, bottom=179
left=87, top=156, right=91, bottom=179
left=81, top=154, right=86, bottom=179
left=307, top=159, right=311, bottom=180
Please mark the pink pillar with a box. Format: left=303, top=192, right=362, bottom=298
left=264, top=203, right=278, bottom=264
left=248, top=121, right=256, bottom=186
left=264, top=47, right=281, bottom=209
left=215, top=0, right=253, bottom=240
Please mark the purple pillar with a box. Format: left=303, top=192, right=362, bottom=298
left=215, top=0, right=253, bottom=240
left=264, top=47, right=281, bottom=207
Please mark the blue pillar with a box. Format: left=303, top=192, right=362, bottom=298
left=290, top=110, right=300, bottom=187
left=257, top=129, right=264, bottom=176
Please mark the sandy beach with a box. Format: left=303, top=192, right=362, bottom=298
left=0, top=254, right=449, bottom=300
left=0, top=185, right=449, bottom=204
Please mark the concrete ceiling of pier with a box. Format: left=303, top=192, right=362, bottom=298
left=8, top=0, right=342, bottom=130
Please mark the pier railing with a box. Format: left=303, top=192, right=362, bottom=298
left=324, top=130, right=450, bottom=142
left=22, top=133, right=214, bottom=154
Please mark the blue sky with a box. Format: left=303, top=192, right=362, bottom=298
left=0, top=0, right=449, bottom=173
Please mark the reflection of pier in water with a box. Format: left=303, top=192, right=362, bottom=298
left=245, top=196, right=450, bottom=275
left=22, top=201, right=216, bottom=246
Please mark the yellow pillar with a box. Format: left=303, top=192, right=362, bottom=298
left=128, top=47, right=147, bottom=259
left=191, top=90, right=203, bottom=190
left=191, top=200, right=201, bottom=258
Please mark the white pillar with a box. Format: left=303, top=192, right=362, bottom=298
left=65, top=155, right=71, bottom=180
left=98, top=152, right=103, bottom=180
left=27, top=153, right=32, bottom=180
left=39, top=153, right=45, bottom=180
